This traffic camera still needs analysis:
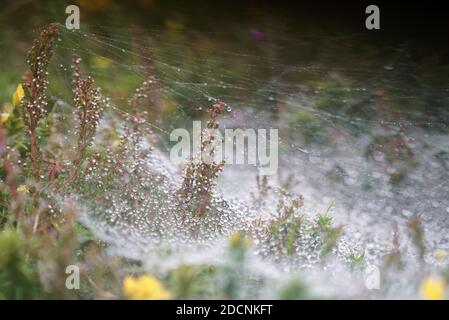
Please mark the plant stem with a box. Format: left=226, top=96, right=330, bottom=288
left=30, top=127, right=39, bottom=178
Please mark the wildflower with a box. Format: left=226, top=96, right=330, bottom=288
left=249, top=28, right=265, bottom=42
left=17, top=185, right=30, bottom=193
left=123, top=274, right=171, bottom=300
left=229, top=232, right=252, bottom=249
left=420, top=276, right=446, bottom=300
left=12, top=84, right=24, bottom=107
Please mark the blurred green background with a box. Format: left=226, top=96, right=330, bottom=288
left=2, top=0, right=449, bottom=136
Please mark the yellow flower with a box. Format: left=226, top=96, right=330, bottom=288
left=12, top=84, right=25, bottom=107
left=123, top=274, right=171, bottom=300
left=17, top=185, right=30, bottom=193
left=229, top=231, right=252, bottom=249
left=1, top=113, right=10, bottom=124
left=420, top=276, right=446, bottom=300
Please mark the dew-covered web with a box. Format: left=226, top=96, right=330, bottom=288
left=44, top=24, right=449, bottom=298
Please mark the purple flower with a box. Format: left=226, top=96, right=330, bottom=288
left=249, top=28, right=265, bottom=41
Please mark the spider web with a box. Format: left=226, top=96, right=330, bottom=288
left=37, top=24, right=449, bottom=298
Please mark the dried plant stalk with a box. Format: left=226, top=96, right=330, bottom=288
left=21, top=23, right=59, bottom=178
left=178, top=102, right=226, bottom=217
left=70, top=53, right=106, bottom=181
